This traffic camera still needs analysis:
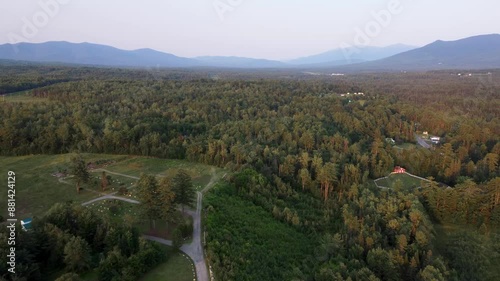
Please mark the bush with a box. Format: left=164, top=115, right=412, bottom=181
left=118, top=186, right=128, bottom=195
left=109, top=204, right=120, bottom=215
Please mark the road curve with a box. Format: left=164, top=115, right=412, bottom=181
left=142, top=192, right=208, bottom=281
left=80, top=168, right=222, bottom=281
left=91, top=168, right=140, bottom=180
left=81, top=193, right=140, bottom=206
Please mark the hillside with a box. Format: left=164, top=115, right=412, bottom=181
left=344, top=34, right=500, bottom=70
left=289, top=44, right=416, bottom=66
left=0, top=41, right=287, bottom=68
left=0, top=41, right=199, bottom=68
left=1, top=35, right=499, bottom=70
left=194, top=56, right=286, bottom=68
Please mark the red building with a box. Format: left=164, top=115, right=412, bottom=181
left=393, top=166, right=406, bottom=174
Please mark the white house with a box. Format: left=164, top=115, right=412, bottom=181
left=430, top=137, right=441, bottom=144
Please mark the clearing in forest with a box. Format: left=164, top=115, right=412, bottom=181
left=0, top=153, right=222, bottom=218
left=374, top=172, right=428, bottom=190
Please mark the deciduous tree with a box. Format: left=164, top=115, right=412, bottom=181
left=70, top=154, right=90, bottom=194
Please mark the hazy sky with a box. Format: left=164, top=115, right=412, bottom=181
left=1, top=0, right=499, bottom=60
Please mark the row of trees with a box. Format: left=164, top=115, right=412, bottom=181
left=135, top=169, right=196, bottom=231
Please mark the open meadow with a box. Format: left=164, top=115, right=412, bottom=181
left=0, top=153, right=221, bottom=218
left=374, top=172, right=426, bottom=190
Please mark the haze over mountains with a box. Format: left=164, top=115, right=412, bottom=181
left=343, top=34, right=500, bottom=71
left=0, top=34, right=499, bottom=70
left=287, top=44, right=416, bottom=66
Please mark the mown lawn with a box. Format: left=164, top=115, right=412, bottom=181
left=140, top=246, right=196, bottom=281
left=374, top=173, right=427, bottom=190
left=0, top=153, right=220, bottom=218
left=84, top=199, right=141, bottom=225
left=103, top=157, right=220, bottom=189
left=0, top=154, right=122, bottom=218
left=394, top=142, right=418, bottom=150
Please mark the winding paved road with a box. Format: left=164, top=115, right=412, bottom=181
left=81, top=193, right=140, bottom=206
left=80, top=168, right=223, bottom=281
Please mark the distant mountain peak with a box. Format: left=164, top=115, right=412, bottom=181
left=339, top=34, right=500, bottom=71
left=288, top=44, right=417, bottom=66
left=0, top=41, right=287, bottom=69
left=0, top=34, right=498, bottom=70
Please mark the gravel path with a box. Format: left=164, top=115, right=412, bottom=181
left=81, top=193, right=140, bottom=206
left=91, top=168, right=140, bottom=180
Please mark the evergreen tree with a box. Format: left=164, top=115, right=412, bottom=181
left=158, top=177, right=177, bottom=226
left=100, top=171, right=108, bottom=191
left=63, top=236, right=92, bottom=273
left=136, top=174, right=162, bottom=229
left=172, top=170, right=196, bottom=213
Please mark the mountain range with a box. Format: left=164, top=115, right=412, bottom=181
left=341, top=34, right=500, bottom=71
left=0, top=34, right=499, bottom=70
left=287, top=44, right=416, bottom=66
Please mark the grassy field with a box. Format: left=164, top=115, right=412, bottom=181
left=0, top=154, right=124, bottom=218
left=0, top=153, right=221, bottom=218
left=85, top=199, right=141, bottom=224
left=100, top=157, right=222, bottom=190
left=141, top=246, right=196, bottom=281
left=0, top=153, right=213, bottom=281
left=1, top=90, right=49, bottom=103
left=394, top=142, right=418, bottom=150
left=374, top=172, right=426, bottom=190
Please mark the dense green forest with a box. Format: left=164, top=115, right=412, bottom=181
left=0, top=65, right=498, bottom=280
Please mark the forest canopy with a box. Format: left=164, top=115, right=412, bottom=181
left=0, top=64, right=498, bottom=280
